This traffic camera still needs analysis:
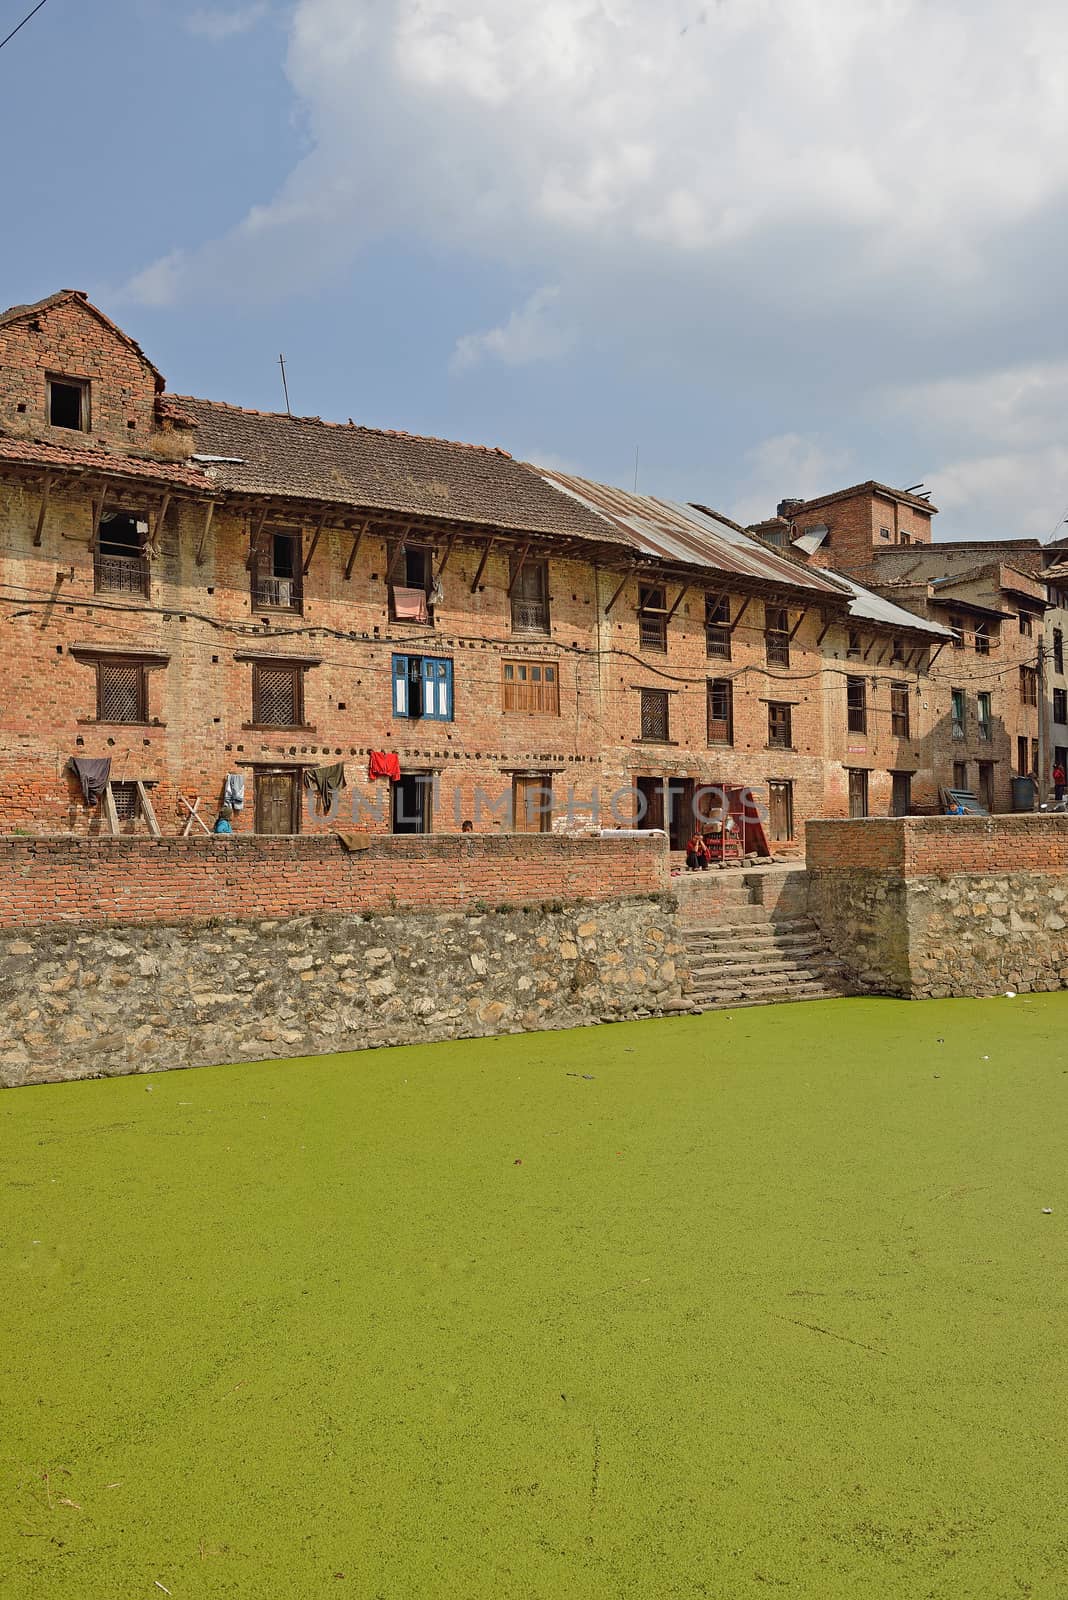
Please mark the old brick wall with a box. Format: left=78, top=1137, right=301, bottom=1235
left=806, top=816, right=1068, bottom=997
left=0, top=896, right=689, bottom=1087
left=0, top=296, right=168, bottom=454
left=0, top=832, right=669, bottom=928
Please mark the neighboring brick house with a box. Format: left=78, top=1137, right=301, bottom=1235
left=1, top=289, right=957, bottom=847
left=753, top=488, right=1057, bottom=812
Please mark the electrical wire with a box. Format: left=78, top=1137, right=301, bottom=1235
left=0, top=0, right=49, bottom=54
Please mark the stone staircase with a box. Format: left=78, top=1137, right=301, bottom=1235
left=675, top=867, right=853, bottom=1011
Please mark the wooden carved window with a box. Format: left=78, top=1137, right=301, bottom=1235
left=705, top=595, right=731, bottom=659
left=502, top=660, right=559, bottom=715
left=111, top=780, right=141, bottom=821
left=97, top=660, right=148, bottom=724
left=767, top=701, right=792, bottom=748
left=640, top=687, right=669, bottom=741
left=252, top=528, right=303, bottom=613
left=638, top=585, right=668, bottom=652
left=707, top=678, right=733, bottom=745
left=765, top=605, right=790, bottom=667
left=252, top=662, right=304, bottom=728
left=1020, top=666, right=1038, bottom=707
left=510, top=557, right=550, bottom=635
left=890, top=682, right=910, bottom=739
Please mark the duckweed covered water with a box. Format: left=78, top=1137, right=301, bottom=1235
left=2, top=995, right=1066, bottom=1598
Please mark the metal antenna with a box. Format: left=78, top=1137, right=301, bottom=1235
left=278, top=353, right=292, bottom=416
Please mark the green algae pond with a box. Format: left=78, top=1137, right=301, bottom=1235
left=2, top=994, right=1066, bottom=1599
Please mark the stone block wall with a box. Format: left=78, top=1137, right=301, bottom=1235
left=0, top=897, right=688, bottom=1087
left=806, top=815, right=1068, bottom=997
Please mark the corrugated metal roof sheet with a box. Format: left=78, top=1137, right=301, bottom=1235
left=538, top=472, right=845, bottom=598
left=791, top=524, right=829, bottom=555
left=825, top=570, right=953, bottom=637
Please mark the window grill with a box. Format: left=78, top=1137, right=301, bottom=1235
left=846, top=675, right=867, bottom=734
left=951, top=688, right=966, bottom=738
left=111, top=781, right=140, bottom=821
left=640, top=687, right=669, bottom=741
left=707, top=678, right=733, bottom=745
left=767, top=702, right=792, bottom=748
left=705, top=595, right=731, bottom=659
left=974, top=621, right=991, bottom=655
left=1020, top=666, right=1038, bottom=707
left=253, top=663, right=301, bottom=728
left=97, top=661, right=146, bottom=724
left=638, top=586, right=668, bottom=652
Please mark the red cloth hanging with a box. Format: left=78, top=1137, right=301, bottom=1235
left=368, top=751, right=401, bottom=782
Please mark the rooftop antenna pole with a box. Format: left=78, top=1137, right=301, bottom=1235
left=633, top=445, right=639, bottom=494
left=278, top=353, right=292, bottom=417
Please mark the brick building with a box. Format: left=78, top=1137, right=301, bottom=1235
left=2, top=289, right=957, bottom=846
left=753, top=485, right=1056, bottom=812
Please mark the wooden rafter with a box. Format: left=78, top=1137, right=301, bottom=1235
left=665, top=583, right=689, bottom=622
left=928, top=641, right=947, bottom=669
left=815, top=613, right=833, bottom=647
left=788, top=607, right=808, bottom=641
left=862, top=635, right=878, bottom=661
left=343, top=519, right=368, bottom=581
left=875, top=643, right=890, bottom=665
left=469, top=537, right=495, bottom=594
left=147, top=491, right=171, bottom=560
left=88, top=481, right=110, bottom=551
left=195, top=501, right=215, bottom=567
left=506, top=542, right=532, bottom=596
left=301, top=509, right=329, bottom=577
left=32, top=473, right=53, bottom=547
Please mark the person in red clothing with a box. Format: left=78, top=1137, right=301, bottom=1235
left=685, top=829, right=710, bottom=871
left=1053, top=762, right=1066, bottom=804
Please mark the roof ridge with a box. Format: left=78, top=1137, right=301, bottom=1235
left=173, top=394, right=513, bottom=457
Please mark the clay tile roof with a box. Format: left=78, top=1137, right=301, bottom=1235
left=0, top=290, right=164, bottom=387
left=175, top=395, right=624, bottom=543
left=0, top=436, right=211, bottom=492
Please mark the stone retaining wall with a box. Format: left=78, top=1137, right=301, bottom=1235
left=806, top=816, right=1068, bottom=998
left=0, top=895, right=688, bottom=1087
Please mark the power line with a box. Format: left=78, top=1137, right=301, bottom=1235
left=0, top=0, right=50, bottom=54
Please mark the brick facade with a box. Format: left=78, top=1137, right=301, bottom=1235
left=0, top=290, right=1042, bottom=850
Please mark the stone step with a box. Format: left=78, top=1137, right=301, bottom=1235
left=687, top=961, right=846, bottom=989
left=682, top=906, right=774, bottom=928
left=691, top=983, right=847, bottom=1010
left=686, top=928, right=827, bottom=952
left=688, top=956, right=847, bottom=982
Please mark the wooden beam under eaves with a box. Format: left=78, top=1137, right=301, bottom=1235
left=385, top=528, right=411, bottom=584
left=928, top=641, right=947, bottom=668
left=665, top=584, right=689, bottom=621
left=506, top=542, right=531, bottom=596
left=147, top=491, right=171, bottom=560
left=301, top=509, right=329, bottom=577
left=469, top=537, right=495, bottom=594
left=815, top=613, right=834, bottom=647
left=343, top=519, right=368, bottom=581
left=728, top=595, right=753, bottom=634
left=245, top=504, right=269, bottom=571
left=89, top=481, right=110, bottom=551
left=604, top=568, right=633, bottom=615
left=434, top=531, right=458, bottom=581
left=862, top=635, right=877, bottom=661
left=788, top=607, right=808, bottom=642
left=32, top=473, right=53, bottom=547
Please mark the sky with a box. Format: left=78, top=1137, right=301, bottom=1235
left=3, top=0, right=1068, bottom=540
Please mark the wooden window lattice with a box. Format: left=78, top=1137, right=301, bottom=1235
left=111, top=781, right=140, bottom=821
left=98, top=661, right=146, bottom=724
left=253, top=664, right=300, bottom=728
left=768, top=701, right=792, bottom=748
left=707, top=678, right=733, bottom=745
left=891, top=682, right=910, bottom=738
left=705, top=595, right=732, bottom=659
left=640, top=687, right=669, bottom=741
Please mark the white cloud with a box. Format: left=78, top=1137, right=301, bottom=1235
left=729, top=433, right=855, bottom=527
left=450, top=287, right=573, bottom=373
left=185, top=4, right=269, bottom=41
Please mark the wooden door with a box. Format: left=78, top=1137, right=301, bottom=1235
left=636, top=776, right=664, bottom=831
left=848, top=768, right=869, bottom=819
left=513, top=776, right=552, bottom=833
left=768, top=780, right=793, bottom=840
left=255, top=770, right=298, bottom=835
left=665, top=779, right=693, bottom=850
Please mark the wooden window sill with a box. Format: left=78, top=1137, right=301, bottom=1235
left=633, top=737, right=678, bottom=745
left=78, top=718, right=165, bottom=728
left=242, top=724, right=317, bottom=733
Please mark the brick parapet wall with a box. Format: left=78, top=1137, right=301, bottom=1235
left=806, top=815, right=1068, bottom=877
left=0, top=832, right=668, bottom=930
